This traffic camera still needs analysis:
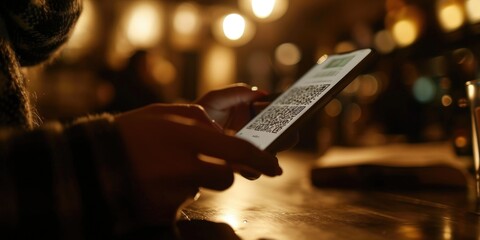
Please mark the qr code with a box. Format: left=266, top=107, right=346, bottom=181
left=246, top=106, right=306, bottom=133
left=276, top=84, right=330, bottom=105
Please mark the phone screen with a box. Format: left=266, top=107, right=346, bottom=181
left=236, top=48, right=374, bottom=151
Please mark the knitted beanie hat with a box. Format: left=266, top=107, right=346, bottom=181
left=0, top=0, right=82, bottom=129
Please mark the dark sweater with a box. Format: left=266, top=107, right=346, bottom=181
left=0, top=0, right=137, bottom=238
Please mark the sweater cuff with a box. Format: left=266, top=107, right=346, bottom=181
left=65, top=113, right=138, bottom=237
left=0, top=123, right=82, bottom=238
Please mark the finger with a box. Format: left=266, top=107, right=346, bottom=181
left=195, top=157, right=235, bottom=191
left=223, top=105, right=252, bottom=131
left=193, top=136, right=282, bottom=177
left=162, top=116, right=282, bottom=176
left=238, top=169, right=261, bottom=180
left=201, top=142, right=281, bottom=177
left=144, top=104, right=223, bottom=132
left=197, top=84, right=268, bottom=111
left=231, top=161, right=262, bottom=180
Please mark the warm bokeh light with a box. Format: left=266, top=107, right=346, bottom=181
left=173, top=3, right=201, bottom=35
left=455, top=136, right=468, bottom=148
left=324, top=99, right=342, bottom=117
left=218, top=213, right=241, bottom=229
left=397, top=225, right=423, bottom=239
left=107, top=33, right=134, bottom=69
left=466, top=0, right=480, bottom=23
left=275, top=43, right=301, bottom=66
left=149, top=55, right=177, bottom=85
left=374, top=30, right=396, bottom=54
left=358, top=74, right=380, bottom=99
left=108, top=1, right=171, bottom=69
left=252, top=0, right=276, bottom=18
left=199, top=44, right=236, bottom=95
left=437, top=1, right=465, bottom=32
left=124, top=1, right=164, bottom=49
left=172, top=2, right=202, bottom=50
left=458, top=97, right=468, bottom=108
left=334, top=41, right=356, bottom=53
left=392, top=19, right=418, bottom=47
left=343, top=78, right=360, bottom=95
left=317, top=54, right=329, bottom=64
left=239, top=0, right=288, bottom=22
left=348, top=103, right=362, bottom=123
left=212, top=12, right=255, bottom=47
left=386, top=6, right=423, bottom=48
left=441, top=216, right=453, bottom=240
left=67, top=0, right=96, bottom=50
left=223, top=14, right=246, bottom=40
left=441, top=95, right=453, bottom=107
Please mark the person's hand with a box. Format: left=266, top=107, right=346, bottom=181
left=114, top=104, right=282, bottom=225
left=196, top=84, right=299, bottom=179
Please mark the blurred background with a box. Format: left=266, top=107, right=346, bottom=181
left=24, top=0, right=480, bottom=155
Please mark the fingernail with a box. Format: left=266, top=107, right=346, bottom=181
left=251, top=86, right=269, bottom=95
left=275, top=166, right=283, bottom=175
left=241, top=170, right=260, bottom=180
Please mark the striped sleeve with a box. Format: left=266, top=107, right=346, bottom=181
left=0, top=114, right=138, bottom=239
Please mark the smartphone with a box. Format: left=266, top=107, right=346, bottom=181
left=236, top=48, right=376, bottom=151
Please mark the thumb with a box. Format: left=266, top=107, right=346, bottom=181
left=197, top=83, right=268, bottom=110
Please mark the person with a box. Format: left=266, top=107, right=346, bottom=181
left=103, top=50, right=167, bottom=113
left=0, top=0, right=295, bottom=239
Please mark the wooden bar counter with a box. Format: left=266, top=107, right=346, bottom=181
left=178, top=150, right=480, bottom=240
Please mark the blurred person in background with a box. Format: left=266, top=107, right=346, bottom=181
left=0, top=0, right=293, bottom=238
left=103, top=50, right=166, bottom=113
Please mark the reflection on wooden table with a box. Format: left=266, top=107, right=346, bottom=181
left=181, top=150, right=480, bottom=240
